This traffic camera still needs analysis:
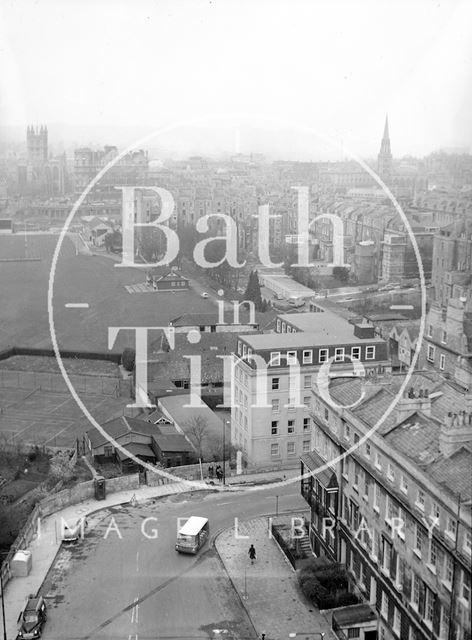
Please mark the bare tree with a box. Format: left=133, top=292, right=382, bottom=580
left=183, top=415, right=208, bottom=459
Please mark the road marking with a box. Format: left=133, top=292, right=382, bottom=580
left=390, top=304, right=414, bottom=310
left=136, top=551, right=139, bottom=573
left=64, top=303, right=89, bottom=308
left=130, top=597, right=139, bottom=623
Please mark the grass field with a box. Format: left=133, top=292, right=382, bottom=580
left=0, top=233, right=212, bottom=352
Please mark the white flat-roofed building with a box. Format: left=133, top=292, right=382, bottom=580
left=231, top=310, right=391, bottom=467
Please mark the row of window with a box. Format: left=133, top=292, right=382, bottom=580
left=317, top=410, right=467, bottom=551
left=268, top=345, right=376, bottom=366
left=343, top=456, right=472, bottom=556
left=427, top=324, right=447, bottom=344
left=271, top=440, right=310, bottom=457
left=427, top=345, right=446, bottom=370
left=345, top=506, right=471, bottom=619
left=271, top=417, right=311, bottom=435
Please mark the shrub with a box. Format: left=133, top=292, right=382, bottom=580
left=122, top=348, right=136, bottom=372
left=336, top=592, right=360, bottom=607
left=301, top=577, right=329, bottom=602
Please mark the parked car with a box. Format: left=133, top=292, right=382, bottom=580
left=200, top=292, right=209, bottom=298
left=16, top=596, right=47, bottom=639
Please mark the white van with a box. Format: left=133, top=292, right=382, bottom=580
left=175, top=516, right=209, bottom=554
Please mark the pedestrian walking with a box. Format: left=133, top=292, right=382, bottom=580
left=208, top=464, right=214, bottom=480
left=215, top=464, right=222, bottom=481
left=248, top=544, right=256, bottom=564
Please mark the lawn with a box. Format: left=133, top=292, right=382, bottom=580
left=0, top=233, right=213, bottom=353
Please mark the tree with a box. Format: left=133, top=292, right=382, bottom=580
left=122, top=348, right=136, bottom=372
left=183, top=415, right=208, bottom=459
left=244, top=270, right=264, bottom=311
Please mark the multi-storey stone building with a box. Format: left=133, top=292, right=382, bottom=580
left=231, top=310, right=390, bottom=466
left=431, top=219, right=472, bottom=306
left=301, top=372, right=471, bottom=640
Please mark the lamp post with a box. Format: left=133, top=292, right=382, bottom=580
left=222, top=420, right=230, bottom=485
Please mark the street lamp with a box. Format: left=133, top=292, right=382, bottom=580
left=222, top=420, right=230, bottom=485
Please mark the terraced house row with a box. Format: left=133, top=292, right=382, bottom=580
left=301, top=372, right=471, bottom=640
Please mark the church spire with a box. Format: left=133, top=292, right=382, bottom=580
left=378, top=114, right=392, bottom=180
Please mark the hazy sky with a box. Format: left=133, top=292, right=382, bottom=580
left=1, top=0, right=471, bottom=158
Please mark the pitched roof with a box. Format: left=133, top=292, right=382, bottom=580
left=87, top=415, right=158, bottom=448
left=153, top=431, right=194, bottom=452
left=158, top=393, right=223, bottom=432
left=115, top=443, right=156, bottom=461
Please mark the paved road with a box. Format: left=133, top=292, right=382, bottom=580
left=40, top=483, right=307, bottom=640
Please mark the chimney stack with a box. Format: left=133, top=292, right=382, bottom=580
left=439, top=411, right=472, bottom=457
left=396, top=387, right=432, bottom=421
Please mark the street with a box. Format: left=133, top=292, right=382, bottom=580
left=39, top=482, right=307, bottom=640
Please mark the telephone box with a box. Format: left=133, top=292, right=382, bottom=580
left=94, top=476, right=106, bottom=500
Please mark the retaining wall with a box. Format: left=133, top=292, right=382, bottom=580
left=0, top=472, right=142, bottom=590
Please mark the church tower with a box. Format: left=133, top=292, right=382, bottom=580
left=27, top=125, right=48, bottom=165
left=377, top=115, right=392, bottom=181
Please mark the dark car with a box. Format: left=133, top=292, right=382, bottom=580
left=16, top=595, right=47, bottom=639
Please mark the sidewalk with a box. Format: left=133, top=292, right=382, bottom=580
left=2, top=468, right=302, bottom=639
left=215, top=517, right=334, bottom=640
left=2, top=478, right=197, bottom=639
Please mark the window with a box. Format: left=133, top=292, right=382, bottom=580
left=242, top=344, right=247, bottom=357
left=287, top=442, right=296, bottom=455
left=415, top=525, right=424, bottom=556
left=440, top=607, right=450, bottom=640
left=351, top=346, right=361, bottom=360
left=365, top=442, right=371, bottom=458
left=412, top=574, right=420, bottom=609
left=439, top=354, right=446, bottom=370
left=444, top=554, right=453, bottom=585
left=271, top=377, right=280, bottom=391
left=431, top=502, right=440, bottom=522
left=366, top=346, right=376, bottom=360
left=288, top=420, right=295, bottom=433
left=303, top=396, right=310, bottom=408
left=270, top=352, right=280, bottom=366
left=302, top=440, right=310, bottom=452
left=373, top=483, right=380, bottom=511
left=303, top=350, right=312, bottom=364
left=104, top=445, right=113, bottom=457
left=271, top=399, right=280, bottom=413
left=354, top=463, right=360, bottom=488
left=276, top=319, right=281, bottom=332
left=354, top=432, right=359, bottom=445
left=303, top=375, right=311, bottom=389
left=287, top=350, right=297, bottom=365
left=237, top=340, right=242, bottom=355
left=427, top=345, right=435, bottom=362
left=381, top=591, right=389, bottom=618
left=303, top=418, right=310, bottom=431
left=416, top=489, right=425, bottom=510
left=387, top=463, right=395, bottom=482
left=271, top=443, right=280, bottom=457
left=319, top=348, right=329, bottom=363
left=425, top=587, right=434, bottom=626
left=324, top=407, right=329, bottom=421
left=465, top=531, right=472, bottom=555
left=344, top=423, right=351, bottom=441
left=393, top=608, right=401, bottom=634
left=461, top=571, right=470, bottom=604
left=428, top=324, right=433, bottom=337
left=429, top=539, right=438, bottom=569
left=375, top=452, right=382, bottom=470
left=441, top=330, right=447, bottom=344
left=271, top=421, right=278, bottom=435
left=446, top=516, right=457, bottom=539
left=335, top=347, right=345, bottom=362
left=281, top=322, right=286, bottom=332
left=348, top=629, right=360, bottom=639
left=400, top=474, right=408, bottom=493
left=287, top=325, right=292, bottom=333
